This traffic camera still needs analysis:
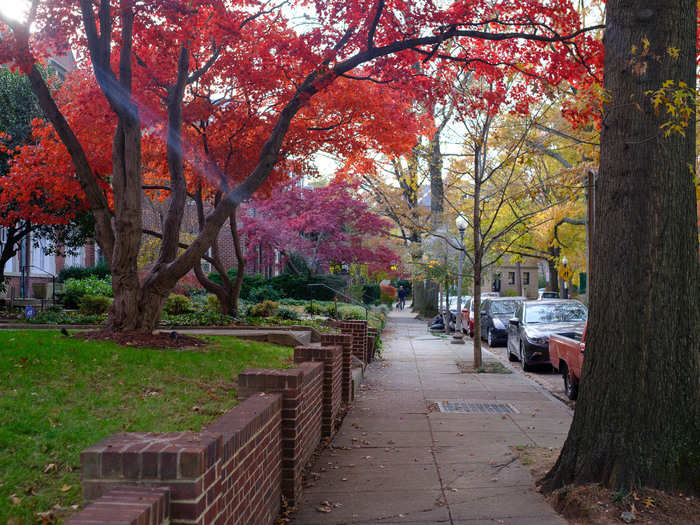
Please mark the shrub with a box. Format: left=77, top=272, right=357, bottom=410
left=340, top=308, right=365, bottom=320
left=163, top=294, right=192, bottom=315
left=160, top=310, right=235, bottom=326
left=205, top=294, right=222, bottom=312
left=248, top=300, right=279, bottom=317
left=276, top=307, right=299, bottom=320
left=504, top=289, right=518, bottom=297
left=362, top=283, right=381, bottom=304
left=380, top=284, right=397, bottom=298
left=63, top=276, right=112, bottom=308
left=78, top=295, right=112, bottom=315
left=379, top=292, right=395, bottom=308
left=325, top=303, right=340, bottom=319
left=30, top=310, right=107, bottom=325
left=248, top=285, right=281, bottom=303
left=304, top=302, right=324, bottom=315
left=58, top=261, right=111, bottom=281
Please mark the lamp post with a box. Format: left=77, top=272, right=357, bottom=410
left=452, top=214, right=468, bottom=345
left=561, top=255, right=569, bottom=299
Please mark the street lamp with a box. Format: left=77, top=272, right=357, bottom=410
left=452, top=214, right=468, bottom=345
left=561, top=255, right=569, bottom=299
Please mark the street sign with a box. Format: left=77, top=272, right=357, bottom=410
left=559, top=267, right=573, bottom=281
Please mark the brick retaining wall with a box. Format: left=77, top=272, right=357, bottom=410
left=79, top=393, right=282, bottom=524
left=68, top=335, right=374, bottom=524
left=65, top=486, right=170, bottom=524
left=320, top=333, right=354, bottom=404
left=238, top=361, right=323, bottom=506
left=339, top=320, right=368, bottom=363
left=293, top=346, right=343, bottom=438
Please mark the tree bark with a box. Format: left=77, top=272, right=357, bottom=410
left=229, top=208, right=245, bottom=315
left=542, top=0, right=700, bottom=493
left=472, top=143, right=483, bottom=368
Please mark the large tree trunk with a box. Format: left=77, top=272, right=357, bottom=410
left=542, top=0, right=700, bottom=493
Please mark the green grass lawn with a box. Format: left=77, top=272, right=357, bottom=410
left=0, top=331, right=292, bottom=524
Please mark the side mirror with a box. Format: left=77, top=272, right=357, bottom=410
left=509, top=318, right=519, bottom=326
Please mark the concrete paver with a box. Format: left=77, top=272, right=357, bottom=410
left=293, top=309, right=572, bottom=524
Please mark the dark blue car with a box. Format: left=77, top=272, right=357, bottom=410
left=480, top=297, right=526, bottom=347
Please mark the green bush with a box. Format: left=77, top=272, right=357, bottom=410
left=325, top=303, right=340, bottom=319
left=30, top=310, right=106, bottom=325
left=248, top=285, right=281, bottom=303
left=58, top=261, right=111, bottom=281
left=160, top=310, right=235, bottom=326
left=504, top=289, right=518, bottom=297
left=279, top=298, right=307, bottom=306
left=205, top=294, right=222, bottom=312
left=63, top=276, right=112, bottom=308
left=276, top=307, right=299, bottom=320
left=163, top=294, right=192, bottom=315
left=340, top=308, right=365, bottom=320
left=362, top=283, right=381, bottom=304
left=304, top=302, right=324, bottom=315
left=78, top=295, right=112, bottom=315
left=248, top=300, right=279, bottom=317
left=207, top=270, right=266, bottom=300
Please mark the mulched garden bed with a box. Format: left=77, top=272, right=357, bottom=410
left=73, top=330, right=207, bottom=349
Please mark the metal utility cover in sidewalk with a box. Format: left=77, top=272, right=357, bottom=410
left=435, top=400, right=519, bottom=414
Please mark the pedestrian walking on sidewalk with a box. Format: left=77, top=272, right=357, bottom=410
left=397, top=286, right=407, bottom=310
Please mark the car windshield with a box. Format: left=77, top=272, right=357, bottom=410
left=490, top=300, right=519, bottom=315
left=525, top=303, right=587, bottom=324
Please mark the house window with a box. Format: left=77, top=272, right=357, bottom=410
left=523, top=272, right=530, bottom=285
left=508, top=272, right=515, bottom=285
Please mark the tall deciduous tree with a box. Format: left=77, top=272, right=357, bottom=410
left=0, top=0, right=602, bottom=332
left=542, top=0, right=700, bottom=492
left=0, top=67, right=93, bottom=287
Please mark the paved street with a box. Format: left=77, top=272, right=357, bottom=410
left=293, top=310, right=573, bottom=524
left=478, top=338, right=571, bottom=407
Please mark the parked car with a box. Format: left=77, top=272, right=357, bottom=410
left=446, top=295, right=471, bottom=315
left=537, top=290, right=559, bottom=300
left=550, top=323, right=587, bottom=400
left=507, top=299, right=588, bottom=371
left=479, top=297, right=526, bottom=347
left=463, top=293, right=501, bottom=337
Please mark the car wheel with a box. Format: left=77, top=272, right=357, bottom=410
left=487, top=328, right=494, bottom=347
left=520, top=342, right=533, bottom=372
left=563, top=365, right=579, bottom=400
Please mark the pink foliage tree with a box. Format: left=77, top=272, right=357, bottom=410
left=241, top=179, right=399, bottom=274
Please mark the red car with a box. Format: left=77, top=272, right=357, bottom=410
left=549, top=322, right=587, bottom=400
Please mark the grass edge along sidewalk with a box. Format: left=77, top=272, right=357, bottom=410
left=0, top=330, right=293, bottom=524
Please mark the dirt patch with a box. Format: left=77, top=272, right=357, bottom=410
left=456, top=360, right=512, bottom=374
left=511, top=446, right=700, bottom=524
left=73, top=330, right=207, bottom=349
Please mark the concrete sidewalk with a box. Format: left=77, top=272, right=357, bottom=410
left=292, top=309, right=572, bottom=524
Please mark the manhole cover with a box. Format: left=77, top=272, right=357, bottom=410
left=434, top=401, right=519, bottom=414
